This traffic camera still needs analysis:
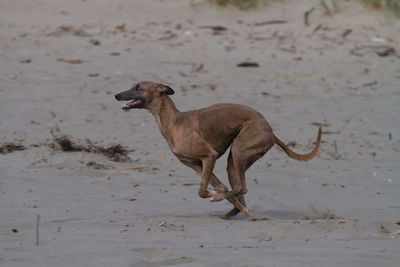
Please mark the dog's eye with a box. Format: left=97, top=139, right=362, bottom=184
left=135, top=85, right=144, bottom=91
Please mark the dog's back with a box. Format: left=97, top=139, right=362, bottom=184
left=175, top=103, right=273, bottom=157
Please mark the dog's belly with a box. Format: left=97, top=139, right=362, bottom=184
left=176, top=155, right=200, bottom=163
left=170, top=129, right=233, bottom=160
left=202, top=132, right=236, bottom=157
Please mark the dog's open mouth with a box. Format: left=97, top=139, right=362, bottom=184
left=122, top=99, right=142, bottom=110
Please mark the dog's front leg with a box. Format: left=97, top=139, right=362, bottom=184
left=198, top=155, right=217, bottom=198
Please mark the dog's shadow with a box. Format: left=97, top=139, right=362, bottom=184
left=175, top=208, right=311, bottom=221
left=210, top=209, right=304, bottom=221
left=254, top=209, right=304, bottom=220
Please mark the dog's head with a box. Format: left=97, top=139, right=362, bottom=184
left=115, top=81, right=174, bottom=110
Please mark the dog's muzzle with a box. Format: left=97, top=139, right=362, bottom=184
left=115, top=89, right=143, bottom=110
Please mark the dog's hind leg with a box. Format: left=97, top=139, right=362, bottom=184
left=223, top=151, right=247, bottom=219
left=231, top=123, right=274, bottom=195
left=222, top=123, right=274, bottom=219
left=180, top=159, right=252, bottom=219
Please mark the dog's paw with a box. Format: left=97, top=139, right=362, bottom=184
left=216, top=185, right=228, bottom=193
left=209, top=190, right=226, bottom=202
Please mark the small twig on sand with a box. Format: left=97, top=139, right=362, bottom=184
left=304, top=7, right=315, bottom=26
left=254, top=20, right=287, bottom=26
left=311, top=24, right=322, bottom=36
left=334, top=140, right=338, bottom=155
left=322, top=119, right=350, bottom=135
left=116, top=166, right=148, bottom=170
left=36, top=214, right=40, bottom=246
left=198, top=25, right=227, bottom=31
left=341, top=29, right=352, bottom=38
left=237, top=62, right=259, bottom=68
left=350, top=45, right=398, bottom=57
left=182, top=183, right=200, bottom=186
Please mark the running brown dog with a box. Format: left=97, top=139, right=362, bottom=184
left=115, top=81, right=321, bottom=219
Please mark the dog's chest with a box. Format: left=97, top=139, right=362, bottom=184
left=167, top=131, right=210, bottom=161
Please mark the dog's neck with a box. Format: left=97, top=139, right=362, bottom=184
left=149, top=95, right=179, bottom=140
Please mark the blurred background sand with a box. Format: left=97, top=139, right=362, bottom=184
left=1, top=1, right=399, bottom=266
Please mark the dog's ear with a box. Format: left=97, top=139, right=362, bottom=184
left=157, top=84, right=175, bottom=95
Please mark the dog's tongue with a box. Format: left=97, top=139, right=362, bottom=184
left=122, top=103, right=131, bottom=110
left=122, top=99, right=141, bottom=110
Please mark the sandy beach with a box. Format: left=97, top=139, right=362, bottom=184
left=1, top=0, right=400, bottom=266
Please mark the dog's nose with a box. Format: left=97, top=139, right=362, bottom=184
left=115, top=93, right=121, bottom=101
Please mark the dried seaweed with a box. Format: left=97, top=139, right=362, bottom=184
left=0, top=142, right=25, bottom=154
left=50, top=126, right=132, bottom=162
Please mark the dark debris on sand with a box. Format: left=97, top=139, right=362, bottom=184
left=0, top=142, right=25, bottom=154
left=49, top=125, right=133, bottom=162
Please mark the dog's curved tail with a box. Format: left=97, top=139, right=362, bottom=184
left=274, top=127, right=322, bottom=161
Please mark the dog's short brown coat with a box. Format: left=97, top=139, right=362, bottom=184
left=115, top=81, right=321, bottom=219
